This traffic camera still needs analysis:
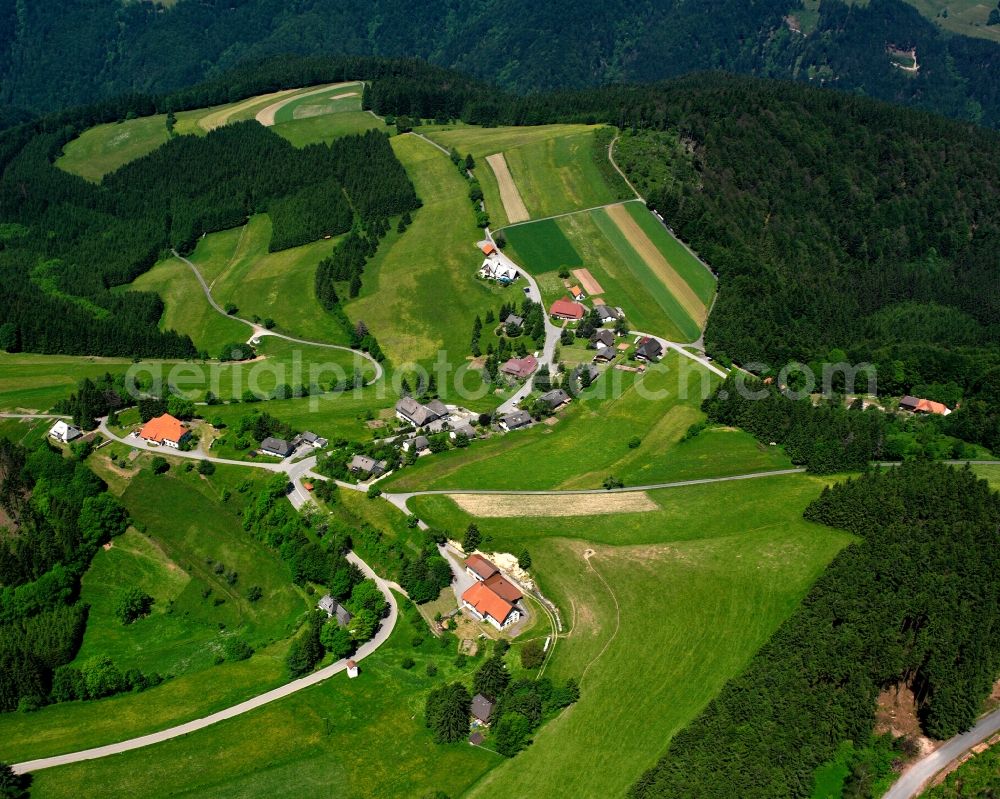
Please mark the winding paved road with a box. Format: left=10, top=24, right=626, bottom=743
left=172, top=249, right=383, bottom=384
left=12, top=552, right=398, bottom=776
left=883, top=707, right=1000, bottom=799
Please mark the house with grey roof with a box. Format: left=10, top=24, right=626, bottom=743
left=449, top=421, right=477, bottom=441
left=404, top=435, right=430, bottom=453
left=504, top=314, right=524, bottom=331
left=425, top=399, right=450, bottom=419
left=260, top=437, right=295, bottom=458
left=591, top=329, right=615, bottom=348
left=395, top=396, right=447, bottom=427
left=593, top=346, right=617, bottom=363
left=300, top=431, right=328, bottom=449
left=500, top=410, right=532, bottom=431
left=594, top=304, right=621, bottom=324
left=539, top=389, right=571, bottom=410
left=349, top=454, right=387, bottom=478
left=317, top=594, right=353, bottom=626
left=635, top=336, right=664, bottom=362
left=471, top=693, right=495, bottom=725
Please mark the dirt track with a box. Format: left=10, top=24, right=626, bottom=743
left=451, top=492, right=657, bottom=517
left=606, top=203, right=705, bottom=326
left=486, top=152, right=530, bottom=223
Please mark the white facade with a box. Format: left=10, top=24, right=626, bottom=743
left=462, top=600, right=522, bottom=631
left=48, top=420, right=82, bottom=443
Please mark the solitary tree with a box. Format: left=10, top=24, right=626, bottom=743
left=115, top=588, right=153, bottom=625
left=473, top=655, right=510, bottom=699
left=463, top=523, right=482, bottom=552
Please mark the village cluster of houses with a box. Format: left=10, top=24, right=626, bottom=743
left=461, top=554, right=525, bottom=631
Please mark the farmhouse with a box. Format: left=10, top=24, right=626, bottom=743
left=539, top=388, right=571, bottom=410
left=500, top=410, right=532, bottom=431
left=550, top=298, right=585, bottom=321
left=48, top=420, right=82, bottom=443
left=395, top=397, right=447, bottom=427
left=635, top=336, right=664, bottom=362
left=471, top=694, right=495, bottom=725
left=138, top=413, right=190, bottom=448
left=462, top=579, right=522, bottom=630
left=591, top=329, right=615, bottom=348
left=593, top=304, right=621, bottom=324
left=500, top=354, right=538, bottom=380
left=466, top=554, right=499, bottom=581
left=317, top=594, right=352, bottom=626
left=899, top=395, right=952, bottom=416
left=260, top=437, right=295, bottom=458
left=593, top=346, right=617, bottom=363
left=349, top=454, right=387, bottom=478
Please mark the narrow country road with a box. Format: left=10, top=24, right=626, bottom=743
left=171, top=250, right=384, bottom=383
left=12, top=552, right=398, bottom=776
left=882, top=706, right=1000, bottom=799
left=630, top=330, right=728, bottom=377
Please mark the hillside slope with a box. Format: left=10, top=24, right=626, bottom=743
left=1, top=0, right=1000, bottom=126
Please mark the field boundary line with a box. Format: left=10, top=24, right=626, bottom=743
left=608, top=133, right=643, bottom=202
left=578, top=549, right=621, bottom=686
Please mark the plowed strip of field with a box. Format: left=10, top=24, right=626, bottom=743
left=573, top=268, right=604, bottom=295
left=450, top=492, right=657, bottom=517
left=486, top=153, right=530, bottom=223
left=254, top=83, right=353, bottom=127
left=198, top=88, right=301, bottom=131
left=606, top=203, right=706, bottom=326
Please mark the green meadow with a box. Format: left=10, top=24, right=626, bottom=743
left=27, top=603, right=498, bottom=799
left=344, top=133, right=512, bottom=369
left=272, top=82, right=365, bottom=123
left=273, top=111, right=386, bottom=148
left=383, top=354, right=792, bottom=492
left=411, top=473, right=852, bottom=799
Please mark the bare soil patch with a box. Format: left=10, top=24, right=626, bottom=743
left=606, top=203, right=706, bottom=325
left=572, top=268, right=604, bottom=295
left=875, top=682, right=937, bottom=757
left=450, top=491, right=657, bottom=518
left=486, top=153, right=530, bottom=223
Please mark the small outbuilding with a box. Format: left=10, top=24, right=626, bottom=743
left=346, top=659, right=359, bottom=679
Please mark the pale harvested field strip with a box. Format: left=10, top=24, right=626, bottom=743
left=197, top=88, right=301, bottom=132
left=486, top=152, right=530, bottom=223
left=606, top=203, right=706, bottom=326
left=254, top=82, right=355, bottom=127
left=572, top=268, right=604, bottom=295
left=450, top=492, right=657, bottom=517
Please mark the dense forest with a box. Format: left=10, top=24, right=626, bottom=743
left=630, top=461, right=1000, bottom=799
left=0, top=114, right=416, bottom=357
left=2, top=0, right=1000, bottom=128
left=0, top=439, right=130, bottom=712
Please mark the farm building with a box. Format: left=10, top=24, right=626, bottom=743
left=635, top=336, right=664, bottom=363
left=550, top=299, right=585, bottom=320
left=349, top=454, right=387, bottom=478
left=466, top=554, right=500, bottom=582
left=593, top=346, right=617, bottom=363
left=138, top=413, right=190, bottom=448
left=48, top=420, right=82, bottom=443
left=501, top=354, right=538, bottom=380
left=395, top=396, right=447, bottom=427
left=462, top=580, right=522, bottom=630
left=260, top=437, right=295, bottom=458
left=899, top=395, right=952, bottom=416
left=500, top=410, right=532, bottom=431
left=539, top=389, right=571, bottom=410
left=591, top=329, right=615, bottom=348
left=471, top=694, right=495, bottom=725
left=569, top=285, right=585, bottom=301
left=593, top=304, right=621, bottom=324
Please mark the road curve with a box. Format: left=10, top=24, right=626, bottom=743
left=883, top=707, right=1000, bottom=799
left=12, top=552, right=398, bottom=775
left=171, top=249, right=384, bottom=384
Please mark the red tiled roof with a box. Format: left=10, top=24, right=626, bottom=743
left=466, top=554, right=499, bottom=580
left=462, top=580, right=515, bottom=625
left=139, top=413, right=188, bottom=444
left=915, top=398, right=950, bottom=415
left=484, top=573, right=523, bottom=603
left=481, top=242, right=497, bottom=255
left=550, top=299, right=584, bottom=319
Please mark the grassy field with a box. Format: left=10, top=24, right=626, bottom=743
left=973, top=463, right=1000, bottom=489
left=425, top=123, right=616, bottom=227
left=273, top=111, right=386, bottom=148
left=27, top=602, right=499, bottom=799
left=902, top=0, right=1000, bottom=42
left=411, top=472, right=853, bottom=799
left=70, top=465, right=305, bottom=678
left=271, top=82, right=364, bottom=124
left=383, top=354, right=792, bottom=492
left=344, top=133, right=511, bottom=369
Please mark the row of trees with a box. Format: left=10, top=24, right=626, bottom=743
left=630, top=461, right=1000, bottom=798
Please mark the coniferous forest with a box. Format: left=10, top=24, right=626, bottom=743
left=0, top=118, right=416, bottom=358
left=630, top=461, right=1000, bottom=799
